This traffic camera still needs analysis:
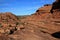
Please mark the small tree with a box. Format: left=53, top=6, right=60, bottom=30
left=0, top=23, right=2, bottom=28
left=16, top=22, right=19, bottom=25
left=9, top=24, right=12, bottom=27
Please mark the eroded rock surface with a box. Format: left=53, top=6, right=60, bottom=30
left=0, top=0, right=60, bottom=40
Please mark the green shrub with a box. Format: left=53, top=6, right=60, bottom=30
left=0, top=23, right=2, bottom=28
left=9, top=25, right=12, bottom=27
left=16, top=22, right=19, bottom=25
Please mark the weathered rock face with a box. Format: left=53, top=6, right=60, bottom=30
left=0, top=12, right=24, bottom=34
left=0, top=0, right=60, bottom=40
left=33, top=4, right=52, bottom=15
left=20, top=0, right=60, bottom=40
left=50, top=0, right=60, bottom=13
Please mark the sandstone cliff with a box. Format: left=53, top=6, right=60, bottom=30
left=0, top=0, right=60, bottom=40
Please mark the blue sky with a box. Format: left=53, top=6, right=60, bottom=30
left=0, top=0, right=55, bottom=15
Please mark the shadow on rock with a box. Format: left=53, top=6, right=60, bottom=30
left=51, top=31, right=60, bottom=39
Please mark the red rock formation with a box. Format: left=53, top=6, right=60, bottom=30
left=20, top=0, right=60, bottom=40
left=0, top=0, right=60, bottom=40
left=50, top=0, right=60, bottom=13
left=0, top=12, right=24, bottom=34
left=32, top=4, right=52, bottom=16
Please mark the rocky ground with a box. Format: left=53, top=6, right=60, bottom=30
left=0, top=0, right=60, bottom=40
